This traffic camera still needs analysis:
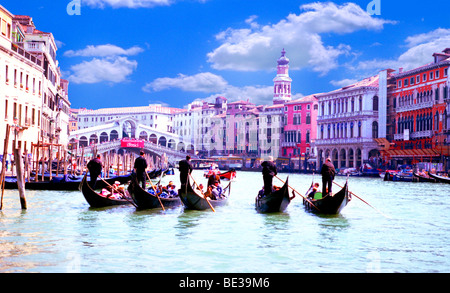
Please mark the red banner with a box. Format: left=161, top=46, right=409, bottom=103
left=121, top=139, right=145, bottom=148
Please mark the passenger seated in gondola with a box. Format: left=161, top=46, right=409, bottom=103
left=162, top=181, right=178, bottom=197
left=204, top=180, right=223, bottom=200
left=308, top=183, right=320, bottom=199
left=102, top=181, right=125, bottom=199
left=257, top=186, right=265, bottom=198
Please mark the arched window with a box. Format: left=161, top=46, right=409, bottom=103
left=372, top=121, right=378, bottom=138
left=373, top=96, right=379, bottom=111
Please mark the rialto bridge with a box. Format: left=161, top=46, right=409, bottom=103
left=68, top=116, right=197, bottom=163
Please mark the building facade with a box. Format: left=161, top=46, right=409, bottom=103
left=315, top=75, right=383, bottom=169
left=385, top=49, right=450, bottom=168
left=0, top=5, right=70, bottom=160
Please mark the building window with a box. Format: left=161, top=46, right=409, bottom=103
left=423, top=73, right=427, bottom=81
left=445, top=68, right=448, bottom=77
left=398, top=80, right=402, bottom=88
left=430, top=71, right=434, bottom=80
left=416, top=76, right=420, bottom=83
left=436, top=70, right=440, bottom=79
left=404, top=78, right=409, bottom=86
left=410, top=77, right=414, bottom=85
left=372, top=121, right=379, bottom=138
left=373, top=96, right=379, bottom=111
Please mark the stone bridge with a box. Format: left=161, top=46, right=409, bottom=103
left=79, top=140, right=198, bottom=165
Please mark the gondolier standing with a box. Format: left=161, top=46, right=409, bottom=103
left=134, top=151, right=148, bottom=189
left=321, top=157, right=336, bottom=197
left=179, top=155, right=193, bottom=187
left=261, top=156, right=277, bottom=195
left=87, top=154, right=103, bottom=188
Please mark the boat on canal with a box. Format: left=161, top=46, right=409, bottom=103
left=79, top=174, right=133, bottom=208
left=303, top=180, right=351, bottom=214
left=255, top=177, right=290, bottom=213
left=413, top=172, right=437, bottom=183
left=428, top=172, right=450, bottom=184
left=127, top=174, right=181, bottom=210
left=178, top=177, right=230, bottom=210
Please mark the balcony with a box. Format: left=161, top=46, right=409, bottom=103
left=394, top=130, right=433, bottom=141
left=396, top=100, right=433, bottom=113
left=318, top=110, right=378, bottom=122
left=315, top=137, right=376, bottom=146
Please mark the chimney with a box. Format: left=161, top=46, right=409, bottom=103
left=399, top=68, right=403, bottom=73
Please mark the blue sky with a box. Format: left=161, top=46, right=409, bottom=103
left=2, top=0, right=449, bottom=109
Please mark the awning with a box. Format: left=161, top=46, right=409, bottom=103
left=383, top=149, right=440, bottom=158
left=374, top=138, right=390, bottom=150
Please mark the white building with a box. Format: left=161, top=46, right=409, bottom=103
left=0, top=5, right=69, bottom=160
left=315, top=74, right=384, bottom=169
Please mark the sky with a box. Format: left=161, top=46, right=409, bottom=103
left=2, top=0, right=450, bottom=110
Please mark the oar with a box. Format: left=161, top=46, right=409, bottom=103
left=332, top=181, right=390, bottom=219
left=189, top=173, right=215, bottom=212
left=100, top=178, right=138, bottom=208
left=146, top=171, right=165, bottom=211
left=275, top=175, right=320, bottom=212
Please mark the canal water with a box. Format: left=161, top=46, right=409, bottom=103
left=0, top=170, right=449, bottom=273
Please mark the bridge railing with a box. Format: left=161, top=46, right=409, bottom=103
left=80, top=140, right=198, bottom=161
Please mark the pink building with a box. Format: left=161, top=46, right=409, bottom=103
left=282, top=94, right=319, bottom=159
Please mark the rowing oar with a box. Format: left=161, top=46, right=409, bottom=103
left=332, top=181, right=390, bottom=219
left=189, top=173, right=215, bottom=212
left=275, top=175, right=320, bottom=212
left=100, top=178, right=138, bottom=208
left=146, top=171, right=165, bottom=211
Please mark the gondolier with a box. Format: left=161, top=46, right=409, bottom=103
left=87, top=154, right=103, bottom=188
left=261, top=156, right=277, bottom=195
left=134, top=151, right=148, bottom=189
left=178, top=155, right=193, bottom=187
left=320, top=157, right=336, bottom=197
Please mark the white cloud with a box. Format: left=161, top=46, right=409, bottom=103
left=207, top=2, right=394, bottom=75
left=68, top=57, right=138, bottom=84
left=356, top=28, right=450, bottom=72
left=81, top=0, right=173, bottom=9
left=64, top=44, right=144, bottom=57
left=330, top=79, right=359, bottom=88
left=142, top=72, right=228, bottom=93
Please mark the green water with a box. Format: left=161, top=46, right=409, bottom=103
left=1, top=170, right=449, bottom=273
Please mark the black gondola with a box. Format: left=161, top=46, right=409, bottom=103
left=413, top=172, right=437, bottom=183
left=127, top=175, right=181, bottom=210
left=255, top=177, right=290, bottom=213
left=428, top=173, right=450, bottom=184
left=303, top=180, right=351, bottom=214
left=79, top=174, right=133, bottom=208
left=178, top=177, right=230, bottom=210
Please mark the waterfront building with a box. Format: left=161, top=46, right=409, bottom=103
left=315, top=74, right=383, bottom=169
left=0, top=5, right=70, bottom=159
left=282, top=94, right=319, bottom=169
left=385, top=49, right=450, bottom=168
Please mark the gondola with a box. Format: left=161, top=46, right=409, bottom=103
left=255, top=177, right=290, bottom=213
left=79, top=174, right=133, bottom=208
left=413, top=172, right=437, bottom=183
left=428, top=173, right=450, bottom=184
left=127, top=175, right=181, bottom=210
left=303, top=180, right=351, bottom=214
left=178, top=177, right=230, bottom=210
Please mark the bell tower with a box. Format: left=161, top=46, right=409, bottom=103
left=273, top=49, right=292, bottom=104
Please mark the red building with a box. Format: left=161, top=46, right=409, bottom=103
left=282, top=94, right=319, bottom=161
left=386, top=48, right=450, bottom=168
